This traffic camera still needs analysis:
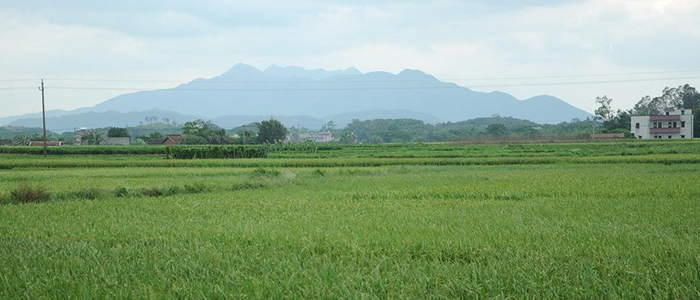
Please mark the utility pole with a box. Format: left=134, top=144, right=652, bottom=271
left=39, top=79, right=47, bottom=157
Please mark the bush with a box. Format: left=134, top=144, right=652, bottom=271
left=184, top=183, right=208, bottom=194
left=312, top=169, right=325, bottom=177
left=10, top=184, right=51, bottom=204
left=251, top=168, right=281, bottom=178
left=113, top=187, right=130, bottom=197
left=70, top=187, right=106, bottom=200
left=142, top=185, right=183, bottom=197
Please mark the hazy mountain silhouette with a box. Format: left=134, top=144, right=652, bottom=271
left=87, top=63, right=591, bottom=124
left=0, top=64, right=592, bottom=129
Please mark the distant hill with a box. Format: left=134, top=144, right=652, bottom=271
left=6, top=110, right=198, bottom=133
left=86, top=64, right=591, bottom=124
left=0, top=126, right=49, bottom=139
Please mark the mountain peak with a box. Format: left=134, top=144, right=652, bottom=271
left=261, top=64, right=363, bottom=80
left=221, top=63, right=262, bottom=77
left=397, top=69, right=436, bottom=81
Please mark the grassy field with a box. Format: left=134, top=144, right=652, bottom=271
left=1, top=140, right=700, bottom=298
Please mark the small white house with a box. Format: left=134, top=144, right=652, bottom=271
left=631, top=108, right=693, bottom=139
left=298, top=132, right=333, bottom=143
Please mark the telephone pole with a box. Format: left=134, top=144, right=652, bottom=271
left=39, top=79, right=47, bottom=157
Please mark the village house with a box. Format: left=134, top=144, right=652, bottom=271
left=631, top=108, right=694, bottom=139
left=297, top=132, right=333, bottom=143
left=149, top=134, right=183, bottom=145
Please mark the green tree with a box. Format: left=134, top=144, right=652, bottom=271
left=485, top=123, right=508, bottom=136
left=107, top=127, right=129, bottom=138
left=256, top=119, right=287, bottom=143
left=12, top=135, right=30, bottom=146
left=238, top=130, right=256, bottom=145
left=150, top=132, right=164, bottom=141
left=594, top=96, right=614, bottom=122
left=182, top=119, right=227, bottom=144
left=321, top=120, right=336, bottom=132
left=83, top=130, right=105, bottom=145
left=183, top=119, right=210, bottom=136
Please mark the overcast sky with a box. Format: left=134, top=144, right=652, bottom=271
left=1, top=0, right=699, bottom=118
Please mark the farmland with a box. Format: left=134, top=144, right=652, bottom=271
left=1, top=140, right=700, bottom=298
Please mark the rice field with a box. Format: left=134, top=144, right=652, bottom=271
left=1, top=140, right=700, bottom=298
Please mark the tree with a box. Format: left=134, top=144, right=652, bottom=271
left=150, top=132, right=164, bottom=142
left=107, top=127, right=129, bottom=138
left=83, top=130, right=105, bottom=145
left=594, top=96, right=614, bottom=122
left=183, top=119, right=210, bottom=136
left=321, top=120, right=336, bottom=132
left=137, top=132, right=164, bottom=143
left=256, top=119, right=287, bottom=143
left=238, top=130, right=256, bottom=145
left=485, top=123, right=508, bottom=136
left=12, top=135, right=30, bottom=146
left=182, top=119, right=228, bottom=144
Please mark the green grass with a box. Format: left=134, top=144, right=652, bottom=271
left=1, top=140, right=700, bottom=298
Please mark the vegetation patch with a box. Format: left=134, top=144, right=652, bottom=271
left=251, top=168, right=281, bottom=178
left=8, top=184, right=51, bottom=204
left=165, top=146, right=268, bottom=159
left=67, top=187, right=107, bottom=200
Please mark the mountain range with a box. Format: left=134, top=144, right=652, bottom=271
left=0, top=64, right=592, bottom=131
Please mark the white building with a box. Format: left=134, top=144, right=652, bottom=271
left=297, top=132, right=333, bottom=143
left=631, top=108, right=693, bottom=139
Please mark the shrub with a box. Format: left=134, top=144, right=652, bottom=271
left=10, top=184, right=51, bottom=204
left=251, top=168, right=281, bottom=178
left=113, top=187, right=130, bottom=197
left=142, top=185, right=183, bottom=197
left=142, top=187, right=164, bottom=197
left=312, top=169, right=325, bottom=177
left=184, top=183, right=208, bottom=194
left=70, top=187, right=106, bottom=200
left=231, top=182, right=267, bottom=191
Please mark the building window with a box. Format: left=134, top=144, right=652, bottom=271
left=668, top=136, right=672, bottom=139
left=666, top=111, right=670, bottom=115
left=673, top=122, right=677, bottom=128
left=681, top=135, right=685, bottom=138
left=668, top=122, right=672, bottom=128
left=638, top=136, right=642, bottom=139
left=682, top=121, right=686, bottom=128
left=635, top=123, right=640, bottom=129
left=682, top=110, right=685, bottom=115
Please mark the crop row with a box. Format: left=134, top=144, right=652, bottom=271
left=2, top=154, right=700, bottom=169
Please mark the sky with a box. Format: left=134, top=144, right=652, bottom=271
left=1, top=0, right=699, bottom=118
